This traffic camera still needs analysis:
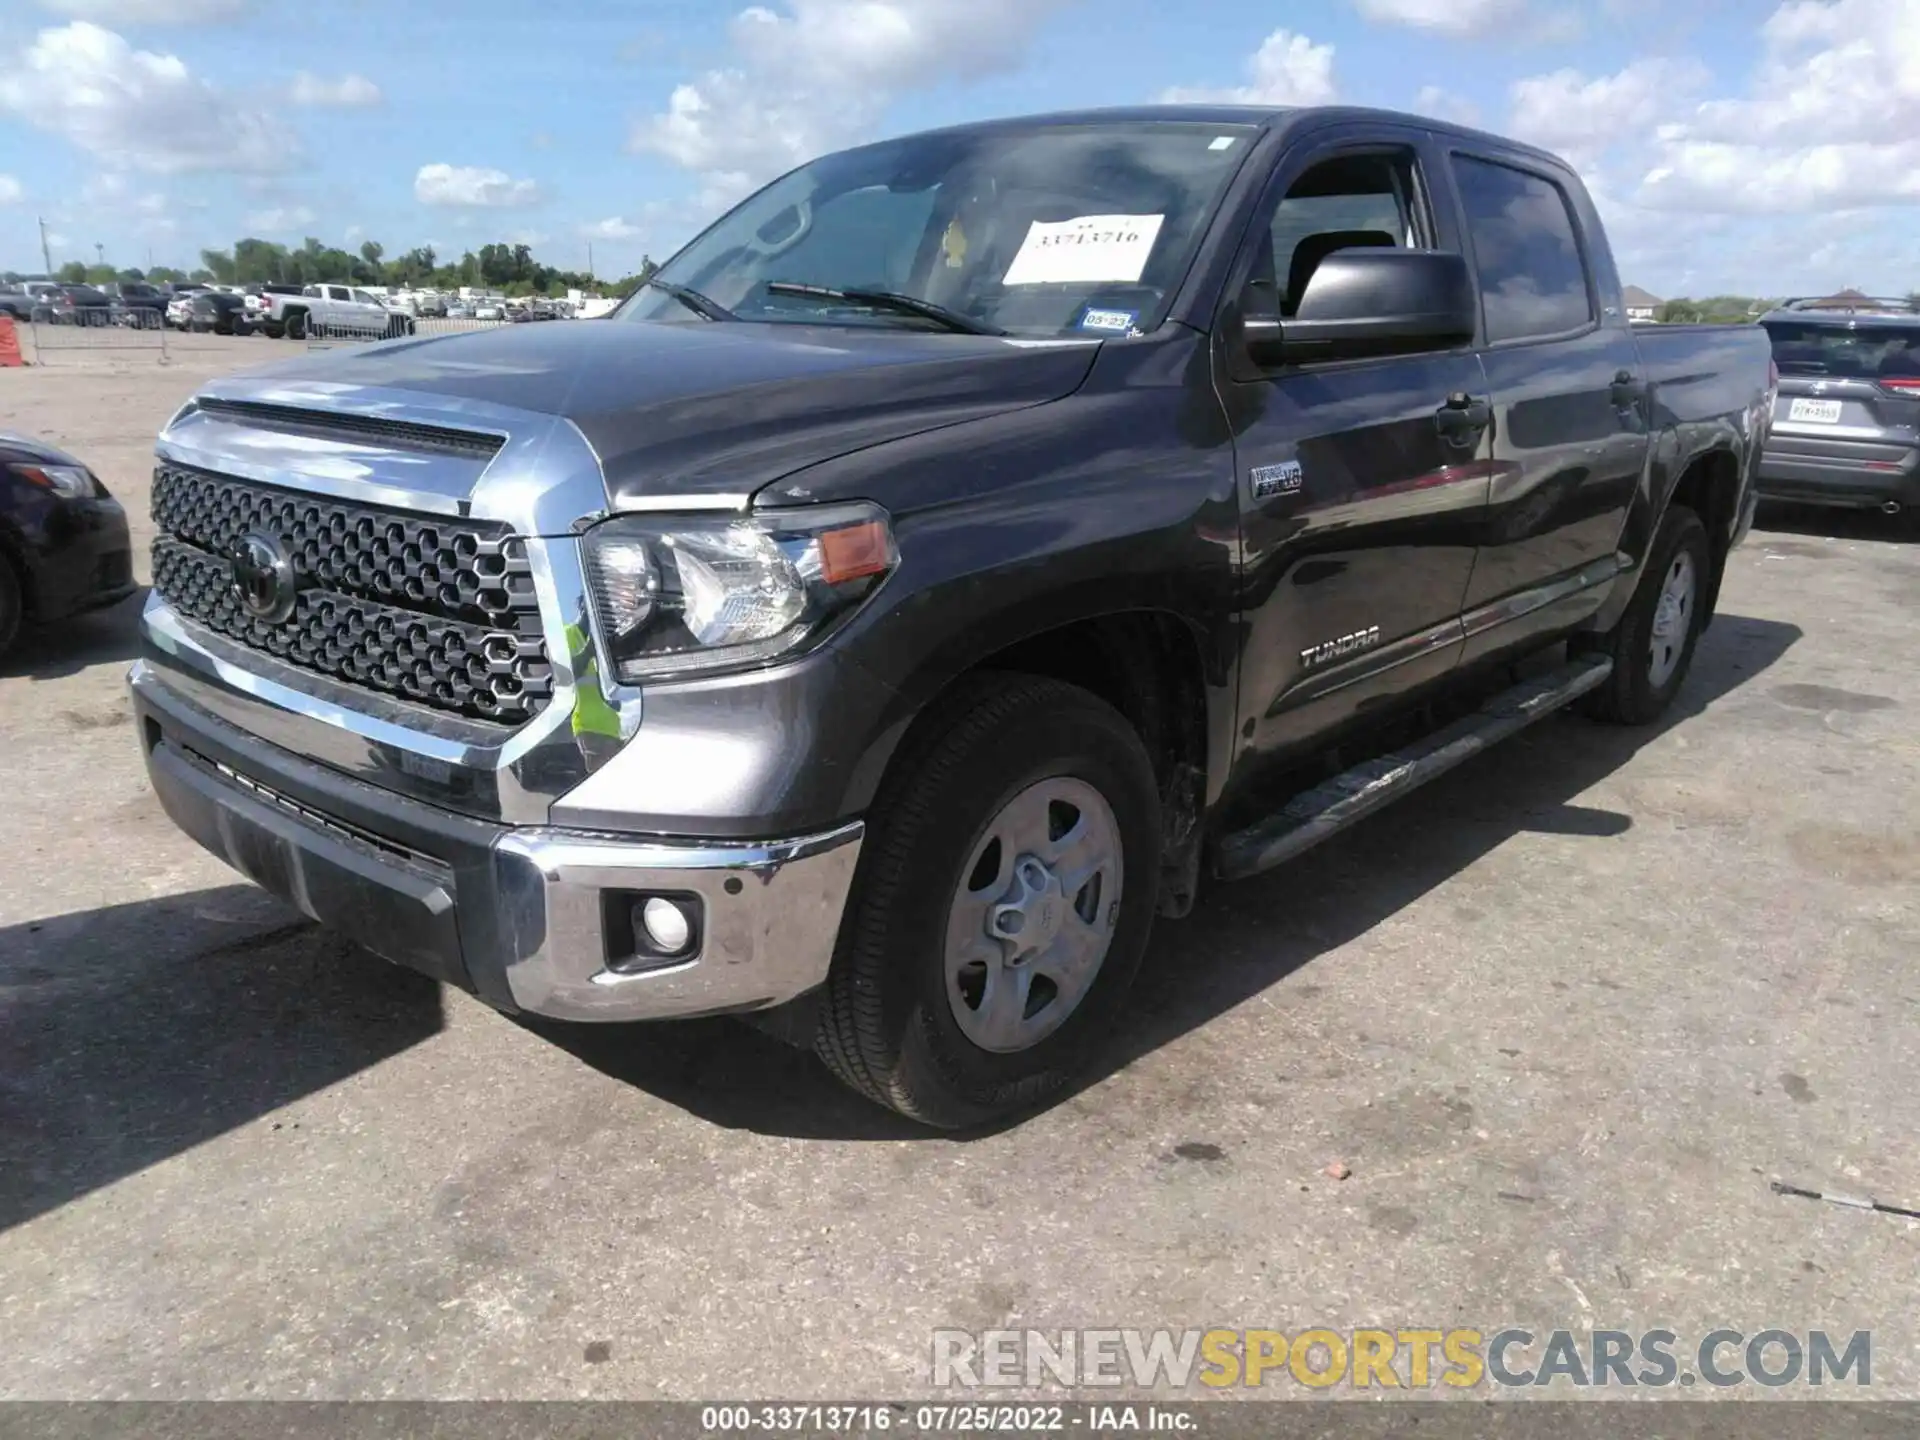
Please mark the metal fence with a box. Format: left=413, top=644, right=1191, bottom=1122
left=20, top=306, right=170, bottom=364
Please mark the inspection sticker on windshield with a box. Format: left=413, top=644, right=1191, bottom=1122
left=1079, top=307, right=1138, bottom=333
left=1002, top=214, right=1166, bottom=286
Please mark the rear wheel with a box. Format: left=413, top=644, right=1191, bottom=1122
left=284, top=309, right=308, bottom=340
left=815, top=674, right=1160, bottom=1128
left=1579, top=504, right=1710, bottom=725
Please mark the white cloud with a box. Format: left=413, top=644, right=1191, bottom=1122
left=36, top=0, right=248, bottom=21
left=0, top=22, right=290, bottom=174
left=1414, top=85, right=1481, bottom=127
left=1637, top=0, right=1920, bottom=212
left=1162, top=29, right=1337, bottom=106
left=633, top=0, right=1069, bottom=195
left=289, top=72, right=381, bottom=108
left=581, top=216, right=643, bottom=240
left=414, top=163, right=542, bottom=208
left=0, top=176, right=22, bottom=205
left=1353, top=0, right=1530, bottom=35
left=245, top=205, right=316, bottom=233
left=1510, top=57, right=1709, bottom=165
left=76, top=171, right=175, bottom=234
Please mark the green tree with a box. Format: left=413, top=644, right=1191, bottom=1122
left=199, top=248, right=238, bottom=283
left=56, top=260, right=88, bottom=283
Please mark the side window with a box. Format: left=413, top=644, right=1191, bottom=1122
left=1251, top=151, right=1421, bottom=320
left=1451, top=155, right=1592, bottom=343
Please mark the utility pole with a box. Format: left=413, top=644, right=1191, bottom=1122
left=587, top=241, right=594, bottom=281
left=37, top=216, right=52, bottom=277
left=95, top=242, right=105, bottom=272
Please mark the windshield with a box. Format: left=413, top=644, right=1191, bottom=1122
left=619, top=121, right=1260, bottom=339
left=1764, top=319, right=1920, bottom=380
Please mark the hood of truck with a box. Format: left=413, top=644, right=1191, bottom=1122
left=227, top=319, right=1100, bottom=507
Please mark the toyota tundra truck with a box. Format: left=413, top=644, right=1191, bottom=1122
left=130, top=105, right=1774, bottom=1127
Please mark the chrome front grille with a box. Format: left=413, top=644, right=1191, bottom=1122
left=150, top=465, right=553, bottom=724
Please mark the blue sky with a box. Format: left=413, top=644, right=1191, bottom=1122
left=0, top=0, right=1914, bottom=297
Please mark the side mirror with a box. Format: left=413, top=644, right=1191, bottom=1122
left=1243, top=250, right=1477, bottom=366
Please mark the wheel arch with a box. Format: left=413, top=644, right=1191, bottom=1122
left=856, top=606, right=1225, bottom=918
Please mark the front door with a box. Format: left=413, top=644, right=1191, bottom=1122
left=1219, top=132, right=1491, bottom=790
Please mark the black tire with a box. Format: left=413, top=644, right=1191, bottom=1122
left=1579, top=505, right=1710, bottom=725
left=284, top=309, right=308, bottom=340
left=0, top=554, right=23, bottom=664
left=814, top=674, right=1161, bottom=1129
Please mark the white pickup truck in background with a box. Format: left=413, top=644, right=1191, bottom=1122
left=257, top=283, right=414, bottom=340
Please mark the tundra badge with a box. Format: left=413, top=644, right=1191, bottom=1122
left=1250, top=460, right=1304, bottom=500
left=1301, top=625, right=1382, bottom=669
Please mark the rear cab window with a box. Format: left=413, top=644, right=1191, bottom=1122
left=1451, top=154, right=1593, bottom=344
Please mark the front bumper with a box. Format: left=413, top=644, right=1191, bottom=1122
left=26, top=494, right=136, bottom=622
left=130, top=660, right=863, bottom=1022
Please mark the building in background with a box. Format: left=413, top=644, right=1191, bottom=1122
left=1623, top=285, right=1662, bottom=322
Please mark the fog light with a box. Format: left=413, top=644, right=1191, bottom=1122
left=638, top=897, right=693, bottom=955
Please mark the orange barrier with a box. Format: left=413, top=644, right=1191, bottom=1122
left=0, top=315, right=22, bottom=367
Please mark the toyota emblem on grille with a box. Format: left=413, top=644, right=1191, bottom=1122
left=228, top=531, right=297, bottom=623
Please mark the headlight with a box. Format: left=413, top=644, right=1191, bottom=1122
left=581, top=503, right=898, bottom=682
left=9, top=463, right=97, bottom=499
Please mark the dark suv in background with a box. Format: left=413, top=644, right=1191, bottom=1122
left=1758, top=297, right=1920, bottom=520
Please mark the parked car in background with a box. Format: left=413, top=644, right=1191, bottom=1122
left=445, top=303, right=471, bottom=319
left=472, top=298, right=507, bottom=321
left=0, top=284, right=37, bottom=320
left=256, top=283, right=415, bottom=340
left=49, top=285, right=112, bottom=325
left=185, top=291, right=250, bottom=335
left=164, top=284, right=210, bottom=329
left=102, top=281, right=168, bottom=317
left=413, top=291, right=448, bottom=317
left=1757, top=297, right=1920, bottom=521
left=129, top=103, right=1774, bottom=1127
left=243, top=283, right=304, bottom=328
left=0, top=432, right=135, bottom=663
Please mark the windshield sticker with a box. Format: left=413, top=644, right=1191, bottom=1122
left=1209, top=136, right=1237, bottom=151
left=1001, top=214, right=1166, bottom=287
left=941, top=217, right=969, bottom=269
left=1079, top=307, right=1138, bottom=333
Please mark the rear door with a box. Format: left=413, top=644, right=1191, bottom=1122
left=1221, top=122, right=1491, bottom=775
left=1445, top=149, right=1646, bottom=665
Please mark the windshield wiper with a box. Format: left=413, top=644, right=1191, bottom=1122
left=643, top=278, right=736, bottom=322
left=764, top=281, right=1005, bottom=336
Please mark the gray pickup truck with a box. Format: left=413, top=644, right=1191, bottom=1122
left=130, top=105, right=1774, bottom=1126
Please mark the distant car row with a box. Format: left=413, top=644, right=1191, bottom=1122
left=0, top=278, right=612, bottom=335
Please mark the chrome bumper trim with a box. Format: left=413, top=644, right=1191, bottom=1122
left=494, top=824, right=863, bottom=1022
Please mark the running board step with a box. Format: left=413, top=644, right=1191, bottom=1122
left=1213, top=654, right=1615, bottom=883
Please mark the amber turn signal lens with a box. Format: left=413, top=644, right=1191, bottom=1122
left=818, top=520, right=895, bottom=584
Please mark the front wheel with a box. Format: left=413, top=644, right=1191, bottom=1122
left=1579, top=504, right=1710, bottom=725
left=814, top=674, right=1161, bottom=1128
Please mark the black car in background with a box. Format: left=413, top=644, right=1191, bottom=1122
left=102, top=281, right=170, bottom=327
left=186, top=290, right=249, bottom=334
left=48, top=285, right=113, bottom=325
left=0, top=433, right=136, bottom=662
left=1758, top=297, right=1920, bottom=520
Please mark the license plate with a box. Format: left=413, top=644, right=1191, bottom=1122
left=1789, top=398, right=1843, bottom=424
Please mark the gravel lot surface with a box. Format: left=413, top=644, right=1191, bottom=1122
left=2, top=341, right=1915, bottom=1400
